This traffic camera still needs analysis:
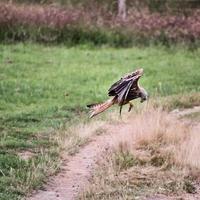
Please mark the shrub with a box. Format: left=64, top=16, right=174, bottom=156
left=0, top=2, right=200, bottom=46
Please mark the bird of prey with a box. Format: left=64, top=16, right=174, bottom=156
left=87, top=68, right=148, bottom=118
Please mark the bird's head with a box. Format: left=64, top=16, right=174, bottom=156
left=132, top=68, right=143, bottom=76
left=139, top=87, right=148, bottom=103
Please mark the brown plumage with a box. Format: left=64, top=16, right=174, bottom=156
left=87, top=68, right=148, bottom=118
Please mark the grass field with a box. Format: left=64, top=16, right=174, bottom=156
left=0, top=43, right=200, bottom=199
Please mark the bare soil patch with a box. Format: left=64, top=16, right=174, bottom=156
left=28, top=121, right=130, bottom=200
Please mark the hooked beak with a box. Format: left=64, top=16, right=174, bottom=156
left=140, top=94, right=149, bottom=103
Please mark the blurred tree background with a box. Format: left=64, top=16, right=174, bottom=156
left=4, top=0, right=200, bottom=13
left=0, top=0, right=200, bottom=46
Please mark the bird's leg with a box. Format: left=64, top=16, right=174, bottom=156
left=128, top=102, right=133, bottom=112
left=119, top=105, right=123, bottom=117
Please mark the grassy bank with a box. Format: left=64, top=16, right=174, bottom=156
left=0, top=43, right=200, bottom=199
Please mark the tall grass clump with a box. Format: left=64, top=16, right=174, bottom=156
left=81, top=105, right=200, bottom=199
left=113, top=106, right=200, bottom=173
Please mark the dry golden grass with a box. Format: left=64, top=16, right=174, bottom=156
left=54, top=119, right=107, bottom=155
left=81, top=104, right=200, bottom=200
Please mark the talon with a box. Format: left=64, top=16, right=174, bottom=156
left=119, top=105, right=123, bottom=116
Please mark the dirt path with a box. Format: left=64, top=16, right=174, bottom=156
left=28, top=107, right=200, bottom=200
left=28, top=122, right=130, bottom=200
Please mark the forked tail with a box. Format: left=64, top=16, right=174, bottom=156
left=87, top=98, right=115, bottom=118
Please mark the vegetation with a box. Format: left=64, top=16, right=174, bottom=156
left=0, top=2, right=200, bottom=46
left=184, top=111, right=200, bottom=122
left=0, top=43, right=200, bottom=199
left=0, top=0, right=200, bottom=199
left=3, top=0, right=200, bottom=12
left=81, top=106, right=200, bottom=199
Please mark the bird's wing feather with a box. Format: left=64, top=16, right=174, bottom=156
left=118, top=80, right=133, bottom=104
left=108, top=68, right=143, bottom=104
left=124, top=79, right=134, bottom=100
left=108, top=77, right=133, bottom=96
left=108, top=79, right=123, bottom=96
left=108, top=75, right=140, bottom=104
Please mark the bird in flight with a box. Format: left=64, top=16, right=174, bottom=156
left=87, top=68, right=148, bottom=118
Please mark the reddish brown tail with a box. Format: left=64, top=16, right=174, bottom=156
left=87, top=98, right=115, bottom=118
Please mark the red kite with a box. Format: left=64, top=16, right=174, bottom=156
left=87, top=68, right=148, bottom=118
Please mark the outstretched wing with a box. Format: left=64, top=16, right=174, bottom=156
left=108, top=68, right=143, bottom=104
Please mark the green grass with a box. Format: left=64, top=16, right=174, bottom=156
left=0, top=43, right=200, bottom=199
